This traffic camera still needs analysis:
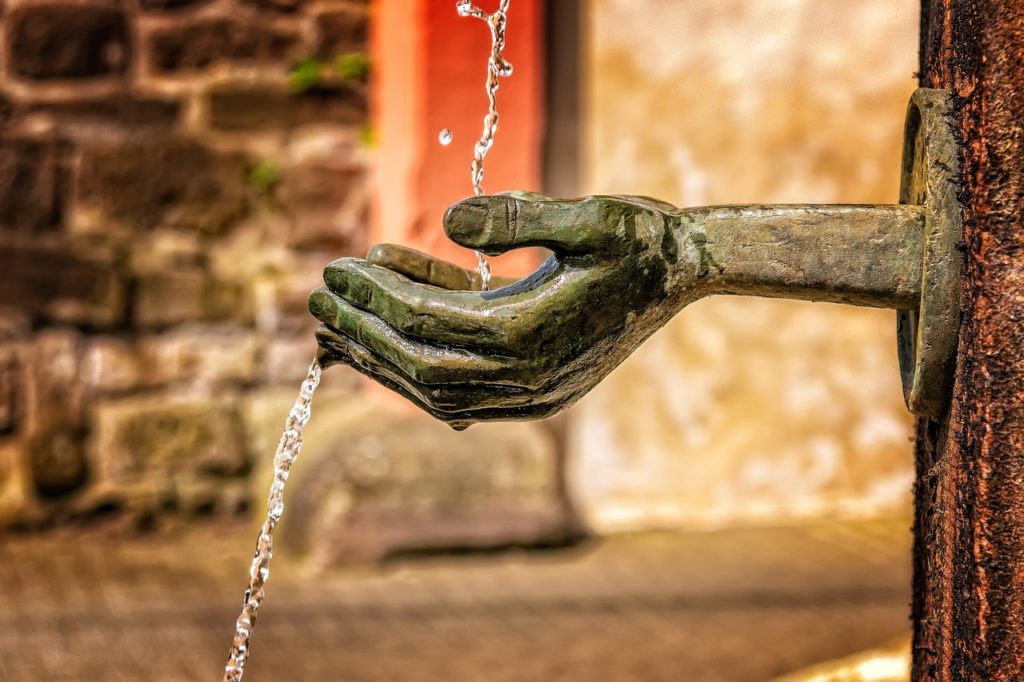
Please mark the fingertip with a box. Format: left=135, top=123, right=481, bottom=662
left=366, top=243, right=390, bottom=263
left=323, top=256, right=359, bottom=291
left=308, top=287, right=338, bottom=325
left=443, top=196, right=497, bottom=247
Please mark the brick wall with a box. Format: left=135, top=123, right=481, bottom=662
left=0, top=0, right=370, bottom=527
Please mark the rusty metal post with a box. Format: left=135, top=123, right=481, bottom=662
left=913, top=1, right=1024, bottom=680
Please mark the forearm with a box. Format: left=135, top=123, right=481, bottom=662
left=676, top=204, right=925, bottom=309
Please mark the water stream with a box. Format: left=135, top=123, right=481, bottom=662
left=220, top=3, right=513, bottom=678
left=222, top=359, right=321, bottom=682
left=454, top=0, right=514, bottom=291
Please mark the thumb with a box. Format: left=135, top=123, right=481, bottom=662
left=443, top=195, right=617, bottom=257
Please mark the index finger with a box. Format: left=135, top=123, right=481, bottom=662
left=443, top=195, right=627, bottom=257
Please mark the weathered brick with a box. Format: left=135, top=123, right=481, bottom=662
left=240, top=0, right=306, bottom=13
left=207, top=81, right=367, bottom=131
left=27, top=427, right=87, bottom=497
left=315, top=5, right=369, bottom=57
left=26, top=95, right=181, bottom=140
left=0, top=440, right=33, bottom=525
left=0, top=93, right=14, bottom=126
left=279, top=132, right=369, bottom=249
left=0, top=241, right=124, bottom=327
left=77, top=139, right=248, bottom=233
left=147, top=16, right=302, bottom=74
left=136, top=325, right=259, bottom=387
left=20, top=330, right=90, bottom=498
left=91, top=395, right=250, bottom=486
left=0, top=344, right=18, bottom=434
left=0, top=137, right=67, bottom=235
left=22, top=329, right=85, bottom=435
left=133, top=267, right=246, bottom=328
left=81, top=337, right=140, bottom=395
left=262, top=335, right=319, bottom=385
left=7, top=4, right=131, bottom=80
left=139, top=0, right=213, bottom=11
left=250, top=264, right=325, bottom=334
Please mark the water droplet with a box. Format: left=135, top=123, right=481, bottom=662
left=439, top=128, right=453, bottom=146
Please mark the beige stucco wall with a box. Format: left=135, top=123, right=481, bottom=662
left=569, top=0, right=921, bottom=532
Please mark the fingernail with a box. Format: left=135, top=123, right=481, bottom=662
left=444, top=198, right=490, bottom=228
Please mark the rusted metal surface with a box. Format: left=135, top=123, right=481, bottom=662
left=914, top=1, right=1024, bottom=679
left=897, top=89, right=963, bottom=418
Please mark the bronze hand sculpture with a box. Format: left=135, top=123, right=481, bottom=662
left=309, top=89, right=962, bottom=428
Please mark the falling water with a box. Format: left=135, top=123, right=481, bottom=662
left=454, top=0, right=514, bottom=291
left=220, top=5, right=514, bottom=678
left=222, top=359, right=322, bottom=682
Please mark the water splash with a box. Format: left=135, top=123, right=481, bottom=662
left=439, top=128, right=454, bottom=146
left=455, top=0, right=513, bottom=291
left=222, top=359, right=322, bottom=682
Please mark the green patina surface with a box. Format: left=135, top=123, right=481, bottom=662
left=310, top=89, right=960, bottom=427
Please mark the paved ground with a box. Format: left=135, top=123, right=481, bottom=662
left=0, top=517, right=912, bottom=682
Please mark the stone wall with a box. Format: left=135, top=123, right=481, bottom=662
left=0, top=0, right=371, bottom=526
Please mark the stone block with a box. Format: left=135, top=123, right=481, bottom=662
left=91, top=395, right=250, bottom=487
left=146, top=16, right=302, bottom=74
left=249, top=264, right=325, bottom=334
left=240, top=0, right=306, bottom=13
left=21, top=329, right=85, bottom=436
left=136, top=324, right=259, bottom=387
left=0, top=240, right=125, bottom=327
left=133, top=267, right=246, bottom=328
left=21, top=330, right=89, bottom=498
left=139, top=0, right=213, bottom=11
left=0, top=440, right=33, bottom=525
left=77, top=139, right=248, bottom=234
left=25, top=95, right=181, bottom=141
left=315, top=5, right=369, bottom=58
left=206, top=81, right=367, bottom=131
left=278, top=129, right=369, bottom=249
left=262, top=335, right=320, bottom=385
left=0, top=92, right=14, bottom=126
left=81, top=337, right=140, bottom=395
left=0, top=309, right=30, bottom=342
left=248, top=394, right=575, bottom=565
left=27, top=427, right=87, bottom=497
left=7, top=4, right=131, bottom=80
left=0, top=136, right=67, bottom=235
left=0, top=343, right=19, bottom=434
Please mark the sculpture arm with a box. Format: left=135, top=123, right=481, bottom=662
left=686, top=204, right=923, bottom=309
left=309, top=195, right=926, bottom=428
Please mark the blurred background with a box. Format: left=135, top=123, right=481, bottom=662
left=0, top=0, right=920, bottom=679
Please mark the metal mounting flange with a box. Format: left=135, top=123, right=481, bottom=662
left=897, top=88, right=963, bottom=418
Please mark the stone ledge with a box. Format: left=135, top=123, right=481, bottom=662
left=90, top=392, right=251, bottom=488
left=247, top=392, right=578, bottom=566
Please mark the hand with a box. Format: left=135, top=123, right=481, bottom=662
left=309, top=193, right=700, bottom=429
